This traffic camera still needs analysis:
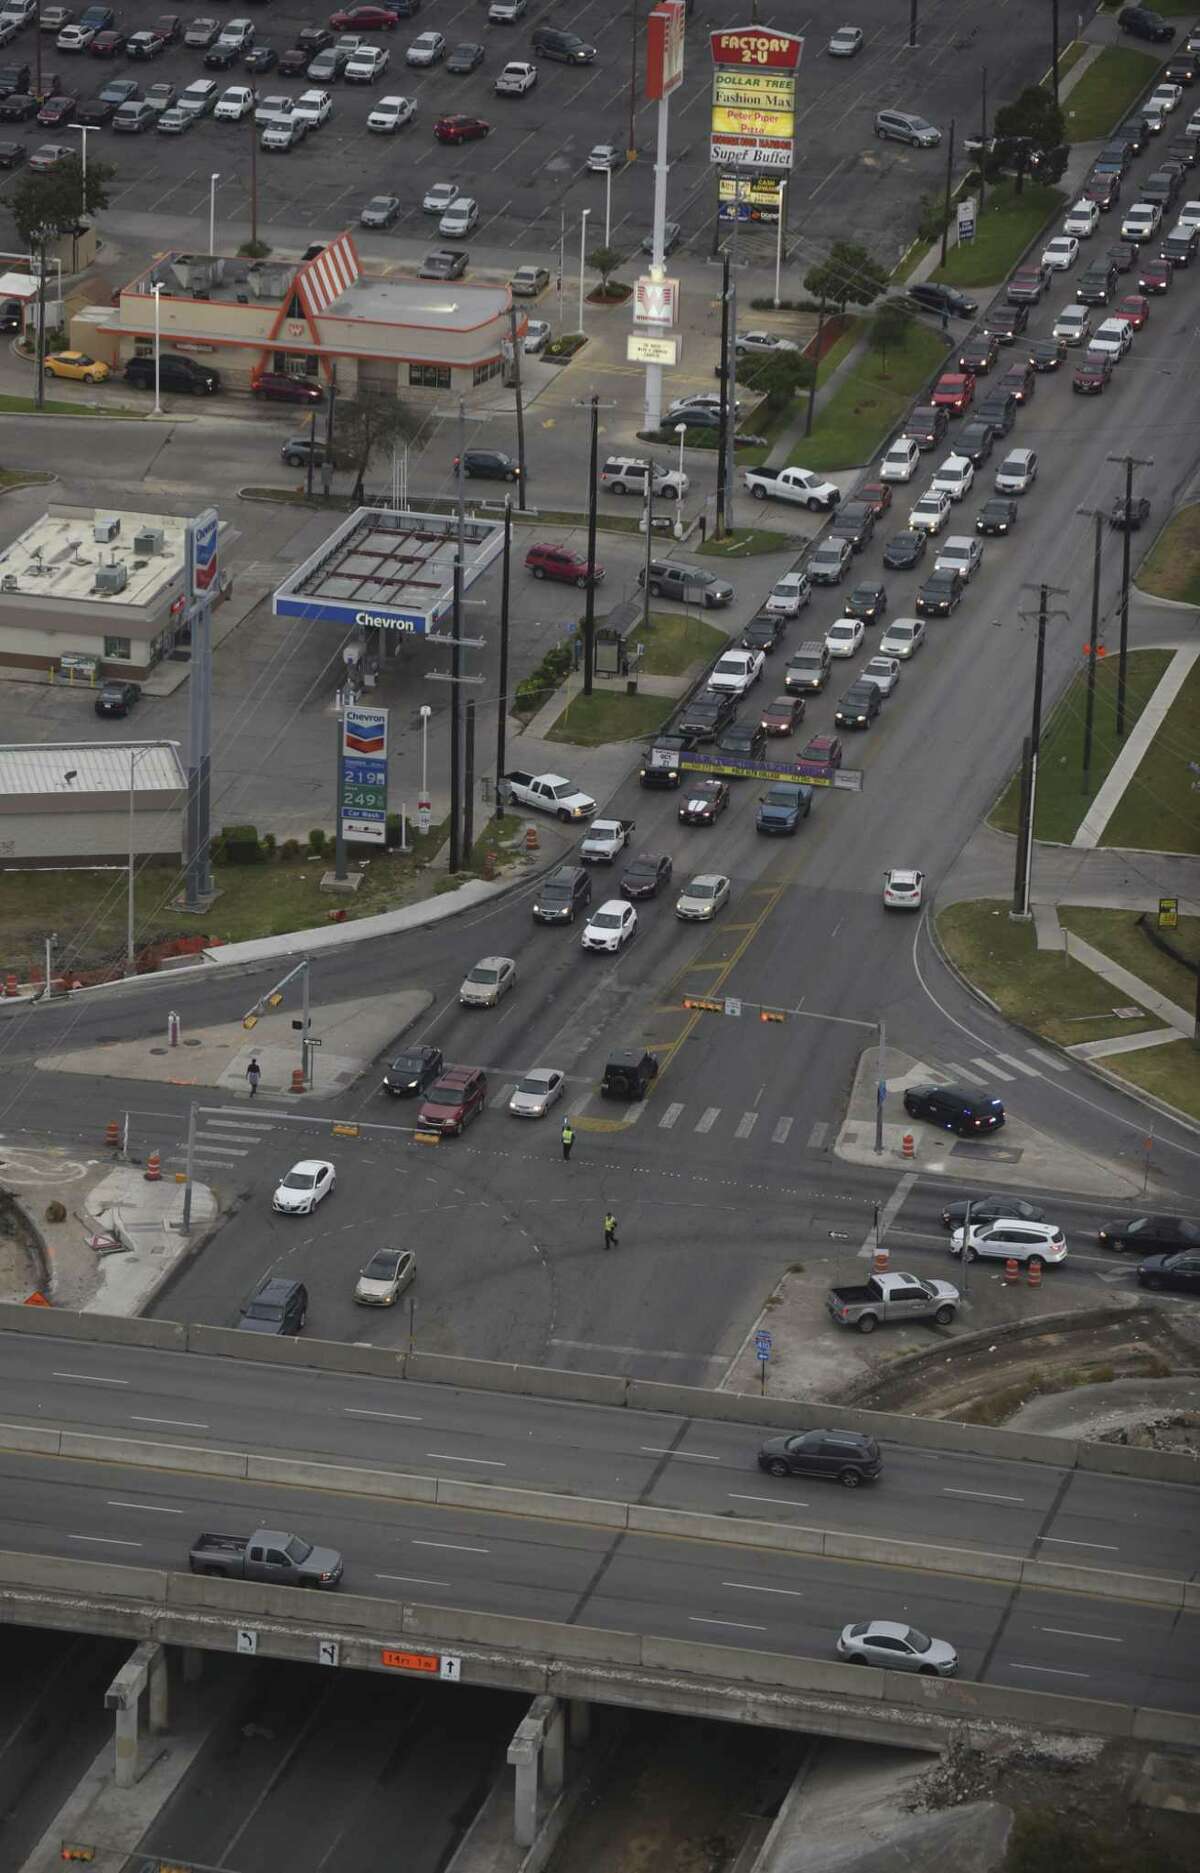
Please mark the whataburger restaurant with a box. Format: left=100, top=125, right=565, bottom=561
left=80, top=232, right=521, bottom=399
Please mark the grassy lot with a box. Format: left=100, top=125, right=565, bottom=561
left=1049, top=40, right=1088, bottom=83
left=931, top=182, right=1068, bottom=288
left=1136, top=502, right=1200, bottom=606
left=546, top=688, right=671, bottom=746
left=1101, top=1039, right=1200, bottom=1125
left=989, top=649, right=1172, bottom=843
left=1101, top=654, right=1200, bottom=853
left=785, top=324, right=947, bottom=473
left=699, top=526, right=800, bottom=558
left=637, top=610, right=727, bottom=676
left=1058, top=908, right=1200, bottom=1012
left=0, top=469, right=54, bottom=489
left=739, top=318, right=861, bottom=470
left=1063, top=47, right=1160, bottom=142
left=937, top=899, right=1165, bottom=1046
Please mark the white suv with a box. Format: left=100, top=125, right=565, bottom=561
left=599, top=457, right=689, bottom=499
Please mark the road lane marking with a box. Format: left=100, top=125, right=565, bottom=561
left=729, top=1492, right=808, bottom=1508
left=735, top=1111, right=758, bottom=1139
left=724, top=1581, right=805, bottom=1597
left=53, top=1372, right=127, bottom=1385
left=695, top=1107, right=720, bottom=1133
left=376, top=1573, right=449, bottom=1587
left=1040, top=1537, right=1119, bottom=1551
left=109, top=1501, right=182, bottom=1514
left=659, top=1103, right=684, bottom=1129
left=690, top=1616, right=768, bottom=1631
left=641, top=1446, right=721, bottom=1461
left=1011, top=1663, right=1090, bottom=1678
left=551, top=1339, right=724, bottom=1363
left=972, top=1057, right=1014, bottom=1081
left=69, top=1534, right=142, bottom=1547
left=345, top=1408, right=423, bottom=1423
left=944, top=1488, right=1025, bottom=1503
left=993, top=1052, right=1041, bottom=1077
left=807, top=1121, right=828, bottom=1148
left=425, top=1453, right=506, bottom=1466
left=941, top=1061, right=986, bottom=1086
left=773, top=1117, right=793, bottom=1145
left=1027, top=1048, right=1070, bottom=1072
left=1040, top=1628, right=1122, bottom=1642
left=412, top=1539, right=489, bottom=1553
left=131, top=1416, right=209, bottom=1429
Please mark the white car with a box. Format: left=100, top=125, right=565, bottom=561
left=827, top=25, right=864, bottom=56
left=407, top=29, right=446, bottom=65
left=423, top=180, right=458, bottom=215
left=1063, top=199, right=1100, bottom=238
left=1149, top=82, right=1182, bottom=114
left=439, top=196, right=479, bottom=237
left=934, top=536, right=983, bottom=581
left=736, top=330, right=800, bottom=356
left=994, top=447, right=1038, bottom=495
left=861, top=654, right=901, bottom=696
left=272, top=1159, right=335, bottom=1215
left=581, top=900, right=638, bottom=953
left=837, top=1620, right=958, bottom=1677
left=826, top=618, right=864, bottom=658
left=1188, top=107, right=1200, bottom=137
left=950, top=1219, right=1067, bottom=1266
left=354, top=1248, right=415, bottom=1306
left=214, top=86, right=256, bottom=121
left=179, top=79, right=219, bottom=116
left=255, top=93, right=296, bottom=126
left=1052, top=304, right=1092, bottom=345
left=909, top=489, right=952, bottom=535
left=707, top=648, right=764, bottom=694
left=675, top=873, right=730, bottom=921
left=930, top=454, right=974, bottom=502
left=1121, top=201, right=1161, bottom=241
left=294, top=89, right=332, bottom=128
left=588, top=142, right=620, bottom=171
left=765, top=572, right=811, bottom=617
left=367, top=93, right=416, bottom=132
left=496, top=60, right=538, bottom=94
left=508, top=1068, right=565, bottom=1118
left=883, top=867, right=924, bottom=909
left=1088, top=316, right=1133, bottom=362
left=1042, top=234, right=1079, bottom=271
left=346, top=46, right=389, bottom=82
left=488, top=0, right=526, bottom=16
left=523, top=318, right=551, bottom=352
left=459, top=955, right=516, bottom=1007
left=1176, top=200, right=1200, bottom=237
left=261, top=117, right=305, bottom=149
left=218, top=17, right=254, bottom=48
left=879, top=617, right=925, bottom=659
left=880, top=437, right=920, bottom=482
left=56, top=22, right=94, bottom=48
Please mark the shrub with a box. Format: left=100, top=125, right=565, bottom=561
left=221, top=823, right=263, bottom=865
left=280, top=837, right=302, bottom=861
left=259, top=831, right=276, bottom=858
left=308, top=828, right=326, bottom=855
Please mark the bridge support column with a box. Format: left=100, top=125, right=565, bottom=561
left=148, top=1645, right=169, bottom=1733
left=182, top=1646, right=204, bottom=1684
left=568, top=1699, right=591, bottom=1748
left=542, top=1699, right=565, bottom=1796
left=106, top=1640, right=166, bottom=1788
left=506, top=1693, right=567, bottom=1847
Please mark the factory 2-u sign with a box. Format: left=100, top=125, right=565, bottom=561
left=187, top=508, right=220, bottom=601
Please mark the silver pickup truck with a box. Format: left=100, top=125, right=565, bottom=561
left=189, top=1527, right=343, bottom=1588
left=826, top=1271, right=960, bottom=1334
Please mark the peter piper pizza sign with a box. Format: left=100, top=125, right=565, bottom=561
left=710, top=28, right=803, bottom=171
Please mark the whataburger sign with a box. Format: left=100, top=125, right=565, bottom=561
left=710, top=27, right=804, bottom=171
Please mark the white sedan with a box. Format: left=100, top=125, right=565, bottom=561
left=879, top=617, right=925, bottom=659
left=459, top=955, right=516, bottom=1007
left=272, top=1159, right=335, bottom=1215
left=367, top=94, right=416, bottom=132
left=406, top=29, right=446, bottom=64
left=1041, top=234, right=1079, bottom=271
left=909, top=489, right=952, bottom=535
left=825, top=618, right=864, bottom=658
left=930, top=454, right=974, bottom=503
left=707, top=648, right=765, bottom=694
left=1149, top=82, right=1182, bottom=114
left=523, top=318, right=551, bottom=352
left=861, top=654, right=901, bottom=696
left=883, top=867, right=925, bottom=910
left=765, top=572, right=811, bottom=617
left=508, top=1068, right=565, bottom=1118
left=1178, top=200, right=1200, bottom=237
left=827, top=25, right=864, bottom=56
left=423, top=179, right=458, bottom=214
left=581, top=900, right=638, bottom=953
left=736, top=330, right=800, bottom=356
left=675, top=873, right=731, bottom=921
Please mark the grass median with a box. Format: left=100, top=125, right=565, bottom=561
left=1136, top=502, right=1200, bottom=607
left=545, top=688, right=671, bottom=747
left=1098, top=1038, right=1200, bottom=1125
left=1057, top=907, right=1199, bottom=1012
left=989, top=648, right=1172, bottom=845
left=1101, top=653, right=1200, bottom=854
left=931, top=182, right=1067, bottom=289
left=1063, top=46, right=1160, bottom=142
left=637, top=610, right=727, bottom=676
left=698, top=526, right=800, bottom=558
left=785, top=323, right=947, bottom=473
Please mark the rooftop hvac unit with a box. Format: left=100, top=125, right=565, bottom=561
left=134, top=528, right=164, bottom=554
left=94, top=516, right=120, bottom=544
left=1, top=573, right=19, bottom=592
left=94, top=562, right=128, bottom=595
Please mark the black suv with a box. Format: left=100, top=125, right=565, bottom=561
left=95, top=679, right=141, bottom=717
left=903, top=1083, right=1006, bottom=1134
left=531, top=26, right=596, bottom=62
left=1116, top=5, right=1175, bottom=42
left=125, top=352, right=220, bottom=395
left=676, top=689, right=737, bottom=741
left=834, top=681, right=881, bottom=729
left=974, top=391, right=1017, bottom=435
left=915, top=568, right=963, bottom=615
left=238, top=1276, right=308, bottom=1335
left=600, top=1049, right=658, bottom=1099
left=906, top=281, right=978, bottom=319
left=758, top=1429, right=883, bottom=1487
left=1076, top=263, right=1117, bottom=305
left=640, top=730, right=697, bottom=786
left=827, top=500, right=875, bottom=553
left=903, top=403, right=949, bottom=449
left=532, top=864, right=592, bottom=924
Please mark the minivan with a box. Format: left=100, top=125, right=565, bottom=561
left=532, top=865, right=592, bottom=925
left=531, top=26, right=596, bottom=62
left=785, top=641, right=833, bottom=692
left=113, top=102, right=156, bottom=134
left=874, top=108, right=941, bottom=147
left=238, top=1276, right=308, bottom=1335
left=125, top=352, right=220, bottom=395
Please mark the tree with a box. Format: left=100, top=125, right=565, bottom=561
left=867, top=300, right=912, bottom=376
left=332, top=391, right=419, bottom=502
left=993, top=87, right=1066, bottom=194
left=587, top=245, right=624, bottom=297
left=736, top=349, right=813, bottom=411
left=802, top=241, right=888, bottom=312
left=9, top=157, right=115, bottom=408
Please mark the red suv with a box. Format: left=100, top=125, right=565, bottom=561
left=251, top=371, right=324, bottom=403
left=525, top=543, right=604, bottom=588
left=931, top=370, right=974, bottom=415
left=417, top=1067, right=488, bottom=1135
left=434, top=114, right=490, bottom=144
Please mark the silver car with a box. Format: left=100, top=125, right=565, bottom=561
left=354, top=1248, right=415, bottom=1306
left=837, top=1620, right=958, bottom=1675
left=508, top=1068, right=565, bottom=1118
left=459, top=955, right=516, bottom=1007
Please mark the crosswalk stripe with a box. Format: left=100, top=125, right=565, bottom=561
left=773, top=1117, right=793, bottom=1145
left=993, top=1052, right=1041, bottom=1078
left=205, top=1118, right=278, bottom=1132
left=1027, top=1047, right=1069, bottom=1072
left=659, top=1102, right=684, bottom=1130
left=735, top=1111, right=758, bottom=1139
left=807, top=1120, right=828, bottom=1149
left=972, top=1056, right=1014, bottom=1082
left=490, top=1084, right=515, bottom=1110
left=695, top=1107, right=720, bottom=1133
left=941, top=1061, right=985, bottom=1086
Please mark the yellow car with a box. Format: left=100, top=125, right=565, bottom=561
left=44, top=351, right=110, bottom=384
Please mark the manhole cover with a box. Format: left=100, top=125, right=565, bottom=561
left=184, top=1038, right=202, bottom=1047
left=951, top=1143, right=1023, bottom=1161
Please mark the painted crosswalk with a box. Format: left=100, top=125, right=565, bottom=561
left=170, top=1112, right=282, bottom=1171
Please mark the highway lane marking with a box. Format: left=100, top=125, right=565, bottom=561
left=973, top=1057, right=1015, bottom=1082
left=69, top=1534, right=142, bottom=1547
left=131, top=1416, right=210, bottom=1430
left=861, top=1172, right=917, bottom=1255
left=724, top=1581, right=805, bottom=1598
left=1011, top=1663, right=1090, bottom=1678
left=376, top=1573, right=450, bottom=1588
left=108, top=1500, right=182, bottom=1514
left=1026, top=1048, right=1070, bottom=1072
left=53, top=1372, right=127, bottom=1386
left=1041, top=1537, right=1119, bottom=1551
left=729, top=1493, right=808, bottom=1508
left=641, top=1447, right=720, bottom=1462
left=345, top=1408, right=423, bottom=1423
left=944, top=1488, right=1025, bottom=1504
left=426, top=1453, right=506, bottom=1467
left=1040, top=1628, right=1122, bottom=1643
left=940, top=1061, right=987, bottom=1086
left=690, top=1616, right=768, bottom=1632
left=412, top=1539, right=489, bottom=1553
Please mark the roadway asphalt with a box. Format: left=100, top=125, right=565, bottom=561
left=1, top=1442, right=1197, bottom=1713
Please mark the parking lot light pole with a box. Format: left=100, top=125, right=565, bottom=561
left=604, top=162, right=613, bottom=248
left=67, top=123, right=91, bottom=215
left=209, top=173, right=220, bottom=253
left=578, top=208, right=591, bottom=335
left=127, top=744, right=159, bottom=970
left=773, top=179, right=787, bottom=308
left=151, top=280, right=163, bottom=416
left=418, top=703, right=431, bottom=837
left=1107, top=451, right=1153, bottom=737
left=673, top=423, right=687, bottom=540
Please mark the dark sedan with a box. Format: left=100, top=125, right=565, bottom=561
left=1137, top=256, right=1173, bottom=292
left=446, top=41, right=485, bottom=73
left=620, top=853, right=673, bottom=900
left=434, top=113, right=490, bottom=143
left=957, top=419, right=995, bottom=464
left=1099, top=1214, right=1200, bottom=1254
left=828, top=501, right=875, bottom=552
left=976, top=497, right=1018, bottom=535
left=959, top=335, right=999, bottom=374
left=942, top=1195, right=1048, bottom=1229
left=382, top=1044, right=444, bottom=1096
left=94, top=679, right=141, bottom=717
left=1107, top=241, right=1138, bottom=273
left=1137, top=1251, right=1200, bottom=1294
left=251, top=371, right=323, bottom=403
left=882, top=530, right=927, bottom=570
left=677, top=778, right=729, bottom=824
left=717, top=720, right=767, bottom=760
left=0, top=93, right=37, bottom=121
left=740, top=612, right=785, bottom=654
left=843, top=581, right=887, bottom=624
left=456, top=447, right=520, bottom=481
left=1029, top=337, right=1066, bottom=372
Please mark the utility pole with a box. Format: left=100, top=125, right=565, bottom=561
left=715, top=253, right=731, bottom=532
left=571, top=393, right=615, bottom=694
left=1107, top=451, right=1153, bottom=738
left=1080, top=508, right=1104, bottom=794
left=939, top=119, right=956, bottom=267
left=1011, top=583, right=1067, bottom=920
left=248, top=103, right=258, bottom=251
left=908, top=0, right=918, bottom=50
left=495, top=500, right=511, bottom=820
left=508, top=305, right=528, bottom=507
left=805, top=297, right=826, bottom=439
left=979, top=68, right=988, bottom=211
left=626, top=0, right=639, bottom=161
left=448, top=412, right=467, bottom=872
left=1051, top=0, right=1061, bottom=106
left=463, top=698, right=476, bottom=860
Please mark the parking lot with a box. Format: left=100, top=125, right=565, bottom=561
left=1, top=0, right=1057, bottom=274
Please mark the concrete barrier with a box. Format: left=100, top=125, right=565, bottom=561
left=0, top=1420, right=63, bottom=1455
left=0, top=1548, right=168, bottom=1601
left=433, top=1478, right=631, bottom=1529
left=405, top=1352, right=627, bottom=1408
left=626, top=1504, right=826, bottom=1557
left=403, top=1601, right=644, bottom=1665
left=887, top=1672, right=1134, bottom=1737
left=186, top=1324, right=405, bottom=1380
left=1072, top=1439, right=1200, bottom=1488
left=246, top=1454, right=438, bottom=1503
left=1131, top=1706, right=1200, bottom=1747
left=640, top=1636, right=885, bottom=1698
left=60, top=1431, right=250, bottom=1480
left=1019, top=1559, right=1184, bottom=1607
left=822, top=1530, right=1023, bottom=1584
left=1183, top=1580, right=1200, bottom=1614
left=0, top=1302, right=185, bottom=1350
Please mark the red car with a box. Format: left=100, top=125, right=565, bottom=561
left=931, top=370, right=974, bottom=415
left=1112, top=293, right=1149, bottom=329
left=760, top=694, right=805, bottom=736
left=525, top=543, right=603, bottom=587
left=251, top=370, right=324, bottom=403
left=999, top=362, right=1034, bottom=404
left=1137, top=256, right=1172, bottom=292
left=1073, top=356, right=1111, bottom=394
left=37, top=94, right=77, bottom=126
left=329, top=5, right=399, bottom=27
left=797, top=733, right=843, bottom=771
left=858, top=479, right=892, bottom=517
left=434, top=113, right=490, bottom=144
left=417, top=1066, right=487, bottom=1136
left=89, top=30, right=127, bottom=56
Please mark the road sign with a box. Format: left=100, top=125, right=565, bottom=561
left=341, top=704, right=389, bottom=845
left=440, top=1655, right=462, bottom=1681
left=724, top=996, right=742, bottom=1018
left=754, top=1330, right=772, bottom=1360
left=1158, top=896, right=1178, bottom=930
left=957, top=197, right=977, bottom=243
left=318, top=1639, right=340, bottom=1667
left=236, top=1629, right=258, bottom=1655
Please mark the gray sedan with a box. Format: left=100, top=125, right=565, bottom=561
left=508, top=1068, right=565, bottom=1118
left=837, top=1620, right=958, bottom=1676
left=360, top=193, right=401, bottom=228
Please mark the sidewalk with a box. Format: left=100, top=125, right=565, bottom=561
left=1073, top=644, right=1200, bottom=848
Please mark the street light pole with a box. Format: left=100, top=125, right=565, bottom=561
left=1107, top=451, right=1153, bottom=738
left=674, top=422, right=686, bottom=541
left=578, top=207, right=591, bottom=335
left=1081, top=508, right=1104, bottom=794
left=418, top=702, right=431, bottom=837
left=773, top=179, right=787, bottom=308
left=494, top=501, right=511, bottom=820
left=209, top=172, right=220, bottom=253
left=151, top=280, right=163, bottom=416
left=68, top=123, right=90, bottom=216
left=604, top=162, right=613, bottom=248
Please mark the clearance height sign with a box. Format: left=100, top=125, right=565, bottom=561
left=710, top=27, right=804, bottom=171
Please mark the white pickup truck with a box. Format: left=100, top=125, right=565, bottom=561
left=503, top=770, right=596, bottom=822
left=580, top=818, right=634, bottom=863
left=495, top=61, right=538, bottom=94
left=743, top=465, right=842, bottom=511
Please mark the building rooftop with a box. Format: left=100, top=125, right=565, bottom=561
left=0, top=741, right=185, bottom=798
left=0, top=507, right=187, bottom=611
left=274, top=505, right=506, bottom=633
left=332, top=277, right=509, bottom=330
